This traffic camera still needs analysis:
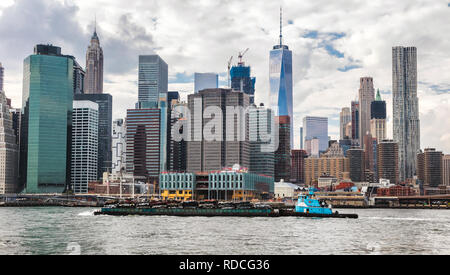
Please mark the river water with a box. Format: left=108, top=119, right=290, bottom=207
left=0, top=207, right=449, bottom=255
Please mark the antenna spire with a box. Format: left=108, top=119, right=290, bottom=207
left=279, top=6, right=283, bottom=46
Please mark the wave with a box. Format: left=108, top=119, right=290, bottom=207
left=78, top=210, right=96, bottom=216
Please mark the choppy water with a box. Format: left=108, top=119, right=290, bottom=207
left=0, top=207, right=449, bottom=255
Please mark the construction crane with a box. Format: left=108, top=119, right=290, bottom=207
left=227, top=56, right=233, bottom=88
left=238, top=48, right=249, bottom=65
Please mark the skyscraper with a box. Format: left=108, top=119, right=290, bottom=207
left=112, top=119, right=126, bottom=175
left=20, top=44, right=74, bottom=194
left=417, top=148, right=443, bottom=188
left=169, top=101, right=187, bottom=172
left=291, top=149, right=307, bottom=184
left=370, top=89, right=387, bottom=143
left=443, top=155, right=450, bottom=186
left=340, top=107, right=351, bottom=140
left=274, top=115, right=291, bottom=182
left=351, top=101, right=359, bottom=143
left=84, top=27, right=103, bottom=94
left=269, top=8, right=293, bottom=146
left=194, top=73, right=218, bottom=93
left=0, top=62, right=4, bottom=91
left=378, top=140, right=399, bottom=184
left=73, top=59, right=85, bottom=95
left=186, top=89, right=250, bottom=172
left=74, top=94, right=112, bottom=180
left=303, top=116, right=328, bottom=153
left=363, top=133, right=378, bottom=182
left=358, top=77, right=375, bottom=147
left=393, top=46, right=420, bottom=181
left=0, top=90, right=18, bottom=194
left=138, top=55, right=168, bottom=104
left=230, top=63, right=256, bottom=104
left=71, top=100, right=98, bottom=193
left=348, top=148, right=365, bottom=182
left=300, top=127, right=303, bottom=149
left=249, top=104, right=275, bottom=178
left=126, top=108, right=161, bottom=180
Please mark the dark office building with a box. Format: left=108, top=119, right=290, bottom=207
left=168, top=94, right=187, bottom=173
left=378, top=140, right=399, bottom=184
left=275, top=116, right=291, bottom=182
left=74, top=93, right=112, bottom=180
left=348, top=148, right=365, bottom=182
left=291, top=149, right=307, bottom=184
left=126, top=108, right=161, bottom=180
left=351, top=101, right=359, bottom=143
left=417, top=148, right=443, bottom=188
left=371, top=98, right=386, bottom=119
left=72, top=59, right=85, bottom=95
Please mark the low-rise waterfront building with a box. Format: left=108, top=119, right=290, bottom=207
left=159, top=169, right=274, bottom=201
left=274, top=180, right=299, bottom=199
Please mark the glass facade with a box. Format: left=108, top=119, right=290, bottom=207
left=138, top=55, right=168, bottom=104
left=303, top=116, right=328, bottom=153
left=194, top=73, right=218, bottom=93
left=230, top=65, right=255, bottom=104
left=269, top=45, right=293, bottom=146
left=249, top=106, right=275, bottom=178
left=21, top=54, right=74, bottom=194
left=126, top=108, right=161, bottom=179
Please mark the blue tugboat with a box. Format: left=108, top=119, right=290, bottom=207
left=295, top=189, right=333, bottom=215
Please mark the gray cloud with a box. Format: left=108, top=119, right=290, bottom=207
left=0, top=0, right=449, bottom=152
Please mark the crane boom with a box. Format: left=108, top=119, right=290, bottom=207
left=238, top=48, right=249, bottom=65
left=227, top=56, right=233, bottom=88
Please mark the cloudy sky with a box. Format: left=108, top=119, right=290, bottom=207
left=0, top=0, right=449, bottom=152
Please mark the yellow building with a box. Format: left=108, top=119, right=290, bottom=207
left=304, top=157, right=350, bottom=186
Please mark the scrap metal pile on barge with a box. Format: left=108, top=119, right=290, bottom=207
left=94, top=190, right=358, bottom=219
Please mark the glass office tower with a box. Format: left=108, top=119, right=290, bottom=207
left=303, top=116, right=329, bottom=153
left=269, top=9, right=293, bottom=146
left=194, top=73, right=218, bottom=93
left=138, top=55, right=168, bottom=104
left=20, top=45, right=74, bottom=194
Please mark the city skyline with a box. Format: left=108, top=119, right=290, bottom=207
left=0, top=0, right=449, bottom=153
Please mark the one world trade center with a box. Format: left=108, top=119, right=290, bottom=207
left=270, top=8, right=294, bottom=147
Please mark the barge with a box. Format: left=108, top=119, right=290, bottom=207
left=94, top=207, right=357, bottom=219
left=94, top=191, right=358, bottom=219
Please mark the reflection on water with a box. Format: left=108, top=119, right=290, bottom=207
left=0, top=207, right=449, bottom=255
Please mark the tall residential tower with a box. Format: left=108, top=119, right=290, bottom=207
left=392, top=46, right=420, bottom=181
